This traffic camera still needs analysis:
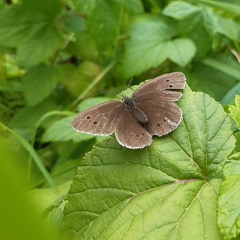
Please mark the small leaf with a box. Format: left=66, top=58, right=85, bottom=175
left=188, top=61, right=237, bottom=102
left=22, top=65, right=61, bottom=106
left=228, top=95, right=240, bottom=129
left=223, top=153, right=240, bottom=177
left=163, top=1, right=200, bottom=19
left=166, top=38, right=196, bottom=66
left=221, top=83, right=240, bottom=105
left=61, top=16, right=86, bottom=33
left=122, top=15, right=185, bottom=78
left=218, top=175, right=240, bottom=240
left=216, top=16, right=240, bottom=41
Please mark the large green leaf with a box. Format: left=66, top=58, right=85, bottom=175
left=62, top=87, right=236, bottom=239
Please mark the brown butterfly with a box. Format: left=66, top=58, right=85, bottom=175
left=71, top=72, right=186, bottom=149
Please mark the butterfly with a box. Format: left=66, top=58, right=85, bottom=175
left=71, top=72, right=186, bottom=149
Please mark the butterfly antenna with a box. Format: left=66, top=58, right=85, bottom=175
left=127, top=79, right=134, bottom=89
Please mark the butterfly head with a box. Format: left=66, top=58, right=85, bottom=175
left=122, top=96, right=136, bottom=110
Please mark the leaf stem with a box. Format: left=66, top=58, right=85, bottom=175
left=0, top=122, right=55, bottom=188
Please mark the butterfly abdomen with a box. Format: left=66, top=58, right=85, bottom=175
left=123, top=96, right=148, bottom=124
left=131, top=107, right=148, bottom=124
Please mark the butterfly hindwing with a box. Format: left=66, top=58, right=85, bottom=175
left=115, top=110, right=152, bottom=149
left=137, top=100, right=182, bottom=136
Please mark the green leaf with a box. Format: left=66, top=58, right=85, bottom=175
left=22, top=65, right=61, bottom=106
left=202, top=8, right=218, bottom=36
left=11, top=99, right=57, bottom=128
left=218, top=175, right=240, bottom=240
left=221, top=83, right=240, bottom=105
left=88, top=0, right=144, bottom=51
left=123, top=15, right=195, bottom=78
left=228, top=95, right=240, bottom=129
left=73, top=0, right=143, bottom=15
left=60, top=61, right=101, bottom=97
left=62, top=87, right=236, bottom=239
left=114, top=0, right=144, bottom=13
left=163, top=1, right=200, bottom=19
left=223, top=153, right=240, bottom=177
left=188, top=61, right=238, bottom=102
left=178, top=9, right=212, bottom=58
left=198, top=0, right=240, bottom=16
left=0, top=4, right=59, bottom=47
left=88, top=1, right=122, bottom=51
left=166, top=38, right=196, bottom=66
left=216, top=16, right=240, bottom=41
left=18, top=27, right=62, bottom=67
left=0, top=137, right=59, bottom=240
left=67, top=32, right=98, bottom=60
left=22, top=0, right=62, bottom=15
left=235, top=131, right=240, bottom=153
left=61, top=16, right=86, bottom=33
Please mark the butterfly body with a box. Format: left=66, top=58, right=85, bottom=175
left=72, top=72, right=186, bottom=149
left=123, top=96, right=148, bottom=124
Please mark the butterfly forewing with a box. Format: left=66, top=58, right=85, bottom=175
left=132, top=72, right=186, bottom=99
left=134, top=90, right=182, bottom=103
left=71, top=101, right=123, bottom=136
left=115, top=110, right=152, bottom=149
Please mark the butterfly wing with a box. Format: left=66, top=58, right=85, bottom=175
left=71, top=101, right=124, bottom=136
left=137, top=100, right=182, bottom=136
left=132, top=72, right=186, bottom=101
left=132, top=72, right=186, bottom=137
left=115, top=110, right=152, bottom=149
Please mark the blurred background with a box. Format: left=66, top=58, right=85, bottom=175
left=0, top=0, right=239, bottom=238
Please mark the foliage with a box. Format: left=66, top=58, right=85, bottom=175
left=229, top=95, right=240, bottom=129
left=0, top=0, right=240, bottom=239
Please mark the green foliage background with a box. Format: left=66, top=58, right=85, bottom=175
left=0, top=0, right=240, bottom=240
